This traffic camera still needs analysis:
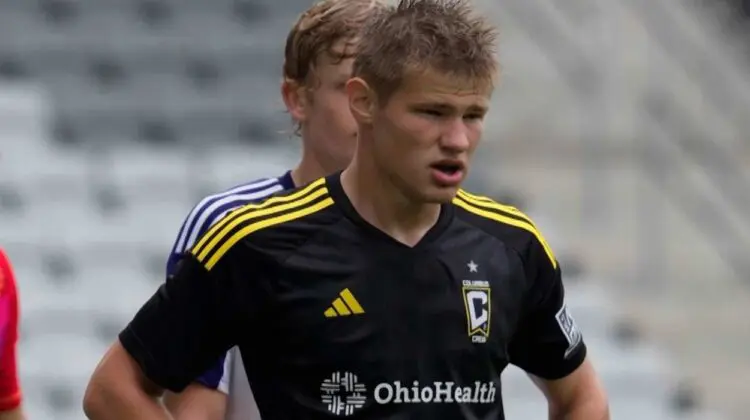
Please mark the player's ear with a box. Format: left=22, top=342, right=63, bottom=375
left=281, top=77, right=309, bottom=124
left=346, top=77, right=374, bottom=124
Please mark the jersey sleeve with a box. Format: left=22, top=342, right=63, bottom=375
left=0, top=250, right=22, bottom=411
left=166, top=202, right=221, bottom=276
left=193, top=349, right=231, bottom=393
left=507, top=234, right=587, bottom=380
left=165, top=203, right=237, bottom=394
left=120, top=240, right=267, bottom=393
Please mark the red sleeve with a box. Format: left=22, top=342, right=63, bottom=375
left=0, top=250, right=21, bottom=411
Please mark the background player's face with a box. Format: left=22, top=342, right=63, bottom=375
left=299, top=41, right=359, bottom=173
left=371, top=69, right=491, bottom=203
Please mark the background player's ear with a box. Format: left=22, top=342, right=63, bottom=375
left=346, top=77, right=374, bottom=124
left=281, top=78, right=309, bottom=124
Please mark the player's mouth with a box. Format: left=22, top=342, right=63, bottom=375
left=430, top=160, right=465, bottom=186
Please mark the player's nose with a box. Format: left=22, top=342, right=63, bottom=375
left=439, top=120, right=471, bottom=152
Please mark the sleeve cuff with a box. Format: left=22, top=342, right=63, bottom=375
left=118, top=327, right=187, bottom=393
left=529, top=342, right=588, bottom=381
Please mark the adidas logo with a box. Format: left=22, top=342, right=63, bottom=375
left=324, top=288, right=364, bottom=317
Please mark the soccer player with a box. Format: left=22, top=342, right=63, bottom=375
left=0, top=250, right=24, bottom=420
left=84, top=0, right=610, bottom=419
left=168, top=1, right=389, bottom=419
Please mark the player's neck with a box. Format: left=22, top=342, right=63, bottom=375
left=292, top=150, right=330, bottom=187
left=340, top=161, right=441, bottom=247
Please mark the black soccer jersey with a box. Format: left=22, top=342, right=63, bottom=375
left=120, top=173, right=586, bottom=419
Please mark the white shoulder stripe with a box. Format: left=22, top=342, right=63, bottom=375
left=181, top=185, right=283, bottom=251
left=221, top=177, right=280, bottom=196
left=175, top=177, right=279, bottom=252
left=175, top=178, right=283, bottom=252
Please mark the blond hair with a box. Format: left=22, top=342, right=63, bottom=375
left=353, top=0, right=499, bottom=103
left=283, top=0, right=388, bottom=85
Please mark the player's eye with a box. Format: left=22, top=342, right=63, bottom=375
left=418, top=109, right=444, bottom=117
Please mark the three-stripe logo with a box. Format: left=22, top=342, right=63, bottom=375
left=324, top=288, right=365, bottom=318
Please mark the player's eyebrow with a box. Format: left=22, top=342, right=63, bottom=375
left=412, top=102, right=488, bottom=115
left=411, top=102, right=455, bottom=111
left=466, top=104, right=489, bottom=115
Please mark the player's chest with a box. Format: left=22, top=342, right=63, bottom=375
left=263, top=242, right=527, bottom=365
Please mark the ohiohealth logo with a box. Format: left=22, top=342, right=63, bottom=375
left=321, top=372, right=367, bottom=416
left=321, top=372, right=497, bottom=416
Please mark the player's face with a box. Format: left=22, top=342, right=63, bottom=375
left=302, top=41, right=359, bottom=173
left=372, top=69, right=491, bottom=203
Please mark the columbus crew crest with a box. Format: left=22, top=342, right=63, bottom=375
left=462, top=279, right=491, bottom=343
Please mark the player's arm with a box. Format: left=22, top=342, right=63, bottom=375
left=163, top=382, right=226, bottom=420
left=0, top=251, right=23, bottom=419
left=162, top=210, right=230, bottom=420
left=508, top=235, right=609, bottom=420
left=84, top=243, right=258, bottom=420
left=84, top=342, right=170, bottom=420
left=529, top=358, right=608, bottom=420
left=162, top=352, right=229, bottom=420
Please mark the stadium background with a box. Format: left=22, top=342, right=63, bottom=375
left=0, top=0, right=749, bottom=418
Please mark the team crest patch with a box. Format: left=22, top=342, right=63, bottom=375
left=462, top=280, right=491, bottom=343
left=555, top=304, right=582, bottom=358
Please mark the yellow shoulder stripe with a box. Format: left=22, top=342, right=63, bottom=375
left=453, top=196, right=557, bottom=269
left=202, top=196, right=334, bottom=270
left=456, top=190, right=536, bottom=228
left=192, top=177, right=325, bottom=255
left=190, top=177, right=330, bottom=269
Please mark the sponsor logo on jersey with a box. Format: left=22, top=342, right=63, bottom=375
left=321, top=371, right=367, bottom=416
left=374, top=380, right=497, bottom=405
left=321, top=372, right=497, bottom=416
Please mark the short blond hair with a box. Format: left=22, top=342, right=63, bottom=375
left=283, top=0, right=387, bottom=85
left=353, top=0, right=499, bottom=103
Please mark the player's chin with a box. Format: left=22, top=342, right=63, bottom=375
left=421, top=183, right=460, bottom=204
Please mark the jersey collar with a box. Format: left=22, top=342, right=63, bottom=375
left=278, top=170, right=296, bottom=190
left=325, top=171, right=454, bottom=249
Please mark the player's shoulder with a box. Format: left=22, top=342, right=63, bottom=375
left=452, top=189, right=557, bottom=268
left=228, top=176, right=338, bottom=233
left=188, top=176, right=287, bottom=221
left=189, top=177, right=339, bottom=270
left=171, top=175, right=292, bottom=256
